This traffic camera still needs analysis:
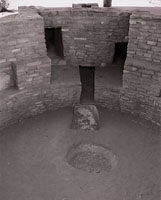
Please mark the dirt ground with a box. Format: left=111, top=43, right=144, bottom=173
left=0, top=107, right=160, bottom=200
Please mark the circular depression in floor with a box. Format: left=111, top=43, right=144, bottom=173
left=66, top=143, right=117, bottom=174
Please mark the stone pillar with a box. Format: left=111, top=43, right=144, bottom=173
left=103, top=0, right=112, bottom=7
left=71, top=104, right=100, bottom=131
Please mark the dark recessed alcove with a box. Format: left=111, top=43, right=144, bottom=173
left=79, top=66, right=95, bottom=104
left=95, top=43, right=128, bottom=89
left=113, top=42, right=128, bottom=66
left=45, top=27, right=64, bottom=59
left=10, top=62, right=18, bottom=89
left=81, top=4, right=92, bottom=8
left=111, top=42, right=128, bottom=86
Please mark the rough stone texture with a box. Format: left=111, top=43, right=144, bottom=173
left=0, top=73, right=10, bottom=91
left=71, top=105, right=99, bottom=130
left=0, top=8, right=51, bottom=91
left=121, top=10, right=161, bottom=127
left=38, top=7, right=130, bottom=66
left=0, top=7, right=80, bottom=129
left=0, top=7, right=161, bottom=129
left=66, top=143, right=117, bottom=173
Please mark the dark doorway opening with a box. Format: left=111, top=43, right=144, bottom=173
left=96, top=42, right=128, bottom=88
left=79, top=66, right=95, bottom=104
left=113, top=42, right=128, bottom=66
left=45, top=27, right=64, bottom=60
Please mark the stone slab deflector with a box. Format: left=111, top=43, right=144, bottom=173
left=71, top=104, right=100, bottom=131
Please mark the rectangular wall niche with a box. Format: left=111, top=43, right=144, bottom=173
left=113, top=42, right=128, bottom=65
left=45, top=27, right=64, bottom=60
left=79, top=66, right=95, bottom=104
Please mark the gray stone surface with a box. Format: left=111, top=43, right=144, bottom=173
left=39, top=7, right=130, bottom=67
left=0, top=6, right=161, bottom=129
left=0, top=73, right=10, bottom=91
left=71, top=104, right=99, bottom=131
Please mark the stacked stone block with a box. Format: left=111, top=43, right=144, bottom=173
left=38, top=7, right=130, bottom=67
left=122, top=10, right=161, bottom=127
left=0, top=7, right=51, bottom=91
left=0, top=7, right=80, bottom=128
left=0, top=7, right=161, bottom=130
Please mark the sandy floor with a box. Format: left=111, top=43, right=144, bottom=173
left=0, top=107, right=160, bottom=200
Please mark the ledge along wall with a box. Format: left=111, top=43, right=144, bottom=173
left=0, top=6, right=161, bottom=129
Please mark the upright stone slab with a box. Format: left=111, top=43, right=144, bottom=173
left=0, top=73, right=10, bottom=91
left=71, top=104, right=99, bottom=131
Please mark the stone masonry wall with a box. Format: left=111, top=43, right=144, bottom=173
left=0, top=7, right=161, bottom=130
left=38, top=7, right=130, bottom=66
left=0, top=7, right=80, bottom=129
left=0, top=7, right=50, bottom=127
left=0, top=7, right=51, bottom=91
left=121, top=10, right=161, bottom=127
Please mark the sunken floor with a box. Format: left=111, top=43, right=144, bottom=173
left=0, top=107, right=160, bottom=200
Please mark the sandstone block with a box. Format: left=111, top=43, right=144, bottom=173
left=71, top=104, right=99, bottom=131
left=0, top=73, right=10, bottom=91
